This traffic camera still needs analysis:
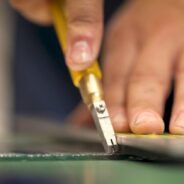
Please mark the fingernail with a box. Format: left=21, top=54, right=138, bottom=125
left=69, top=40, right=92, bottom=64
left=174, top=112, right=184, bottom=128
left=133, top=112, right=159, bottom=125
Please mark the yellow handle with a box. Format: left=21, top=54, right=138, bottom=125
left=51, top=0, right=102, bottom=87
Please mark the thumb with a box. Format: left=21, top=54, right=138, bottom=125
left=65, top=0, right=103, bottom=71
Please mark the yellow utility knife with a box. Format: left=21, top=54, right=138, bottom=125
left=51, top=0, right=118, bottom=153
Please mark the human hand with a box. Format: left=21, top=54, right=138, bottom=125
left=64, top=102, right=94, bottom=128
left=103, top=0, right=184, bottom=134
left=10, top=0, right=103, bottom=71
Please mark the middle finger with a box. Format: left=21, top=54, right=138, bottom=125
left=127, top=33, right=177, bottom=134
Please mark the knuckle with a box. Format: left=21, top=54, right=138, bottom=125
left=67, top=4, right=102, bottom=26
left=129, top=70, right=167, bottom=88
left=68, top=15, right=101, bottom=26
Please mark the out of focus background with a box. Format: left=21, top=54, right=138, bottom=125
left=0, top=1, right=14, bottom=139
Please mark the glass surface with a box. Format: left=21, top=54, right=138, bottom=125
left=0, top=116, right=183, bottom=184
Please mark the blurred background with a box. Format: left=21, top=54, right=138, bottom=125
left=0, top=0, right=14, bottom=140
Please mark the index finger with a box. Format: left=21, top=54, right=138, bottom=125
left=65, top=0, right=104, bottom=70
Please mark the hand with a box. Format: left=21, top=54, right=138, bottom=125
left=64, top=102, right=94, bottom=128
left=10, top=0, right=103, bottom=71
left=103, top=0, right=184, bottom=134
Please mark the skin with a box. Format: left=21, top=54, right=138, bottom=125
left=10, top=0, right=103, bottom=71
left=10, top=0, right=184, bottom=134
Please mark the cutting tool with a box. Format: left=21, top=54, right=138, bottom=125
left=51, top=0, right=118, bottom=153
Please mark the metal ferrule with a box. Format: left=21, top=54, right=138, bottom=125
left=78, top=74, right=103, bottom=109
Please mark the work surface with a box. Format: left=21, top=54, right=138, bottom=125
left=0, top=116, right=184, bottom=184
